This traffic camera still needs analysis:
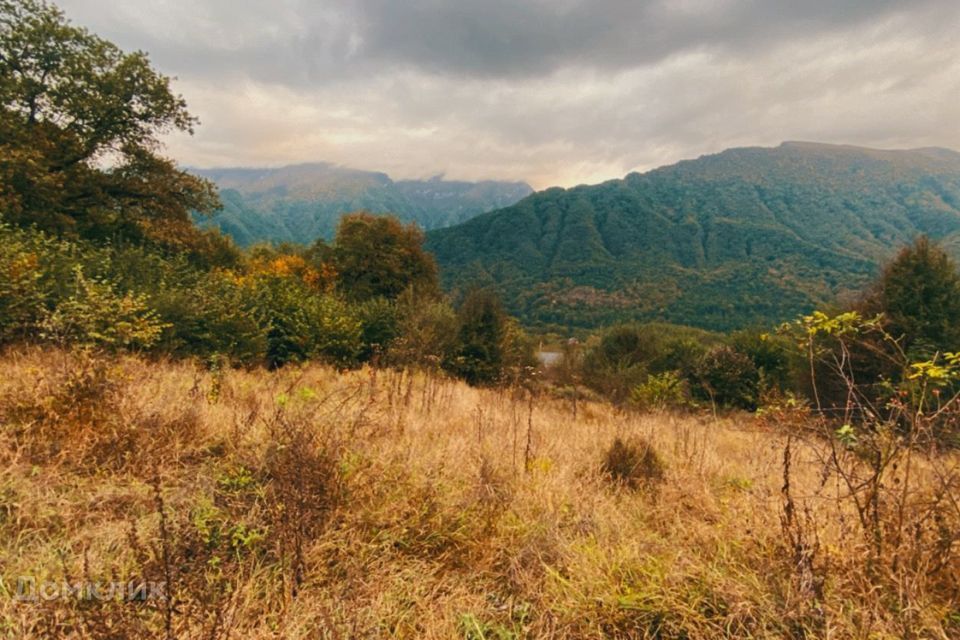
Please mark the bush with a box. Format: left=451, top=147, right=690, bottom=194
left=0, top=225, right=46, bottom=342
left=355, top=297, right=400, bottom=362
left=580, top=325, right=654, bottom=403
left=693, top=345, right=759, bottom=410
left=630, top=371, right=690, bottom=411
left=40, top=267, right=169, bottom=350
left=388, top=290, right=459, bottom=369
left=447, top=289, right=507, bottom=385
left=601, top=437, right=666, bottom=490
left=730, top=329, right=795, bottom=393
left=151, top=271, right=268, bottom=365
left=581, top=324, right=719, bottom=403
left=252, top=276, right=362, bottom=368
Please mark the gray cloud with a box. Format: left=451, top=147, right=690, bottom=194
left=53, top=0, right=960, bottom=188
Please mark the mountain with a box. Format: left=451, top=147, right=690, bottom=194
left=425, top=142, right=960, bottom=332
left=191, top=163, right=533, bottom=245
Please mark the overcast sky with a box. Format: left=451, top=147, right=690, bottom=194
left=55, top=0, right=960, bottom=188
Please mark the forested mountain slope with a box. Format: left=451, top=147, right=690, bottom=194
left=426, top=142, right=960, bottom=331
left=193, top=163, right=532, bottom=245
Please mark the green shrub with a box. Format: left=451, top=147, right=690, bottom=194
left=447, top=289, right=507, bottom=385
left=693, top=345, right=759, bottom=410
left=0, top=226, right=46, bottom=342
left=580, top=325, right=653, bottom=403
left=151, top=271, right=268, bottom=364
left=355, top=297, right=400, bottom=362
left=40, top=267, right=169, bottom=350
left=252, top=276, right=362, bottom=368
left=388, top=290, right=460, bottom=369
left=730, top=329, right=795, bottom=393
left=630, top=371, right=690, bottom=411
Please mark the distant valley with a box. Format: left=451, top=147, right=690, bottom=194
left=192, top=163, right=533, bottom=245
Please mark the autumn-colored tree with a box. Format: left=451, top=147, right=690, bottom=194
left=0, top=0, right=229, bottom=263
left=246, top=245, right=336, bottom=293
left=333, top=212, right=439, bottom=301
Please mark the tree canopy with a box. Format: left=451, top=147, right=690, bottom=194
left=858, top=236, right=960, bottom=360
left=0, top=0, right=227, bottom=262
left=333, top=212, right=439, bottom=302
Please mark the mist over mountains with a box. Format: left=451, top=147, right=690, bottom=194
left=193, top=163, right=533, bottom=245
left=426, top=142, right=960, bottom=331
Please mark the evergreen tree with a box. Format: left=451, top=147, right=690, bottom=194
left=449, top=289, right=506, bottom=385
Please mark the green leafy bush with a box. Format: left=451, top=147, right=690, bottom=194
left=630, top=371, right=690, bottom=411
left=252, top=276, right=362, bottom=368
left=693, top=345, right=759, bottom=410
left=40, top=267, right=169, bottom=350
left=447, top=289, right=507, bottom=385
left=151, top=271, right=267, bottom=364
left=355, top=297, right=400, bottom=362
left=0, top=225, right=46, bottom=342
left=388, top=290, right=459, bottom=369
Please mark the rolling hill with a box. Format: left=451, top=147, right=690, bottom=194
left=426, top=142, right=960, bottom=331
left=192, top=163, right=532, bottom=245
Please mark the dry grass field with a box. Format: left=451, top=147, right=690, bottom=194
left=0, top=348, right=958, bottom=638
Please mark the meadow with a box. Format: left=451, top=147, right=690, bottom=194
left=2, top=348, right=957, bottom=639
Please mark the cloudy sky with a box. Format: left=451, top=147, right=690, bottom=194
left=56, top=0, right=960, bottom=188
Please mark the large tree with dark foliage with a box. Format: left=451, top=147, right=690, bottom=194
left=861, top=236, right=960, bottom=356
left=333, top=212, right=439, bottom=301
left=0, top=0, right=231, bottom=264
left=811, top=236, right=960, bottom=410
left=449, top=288, right=507, bottom=386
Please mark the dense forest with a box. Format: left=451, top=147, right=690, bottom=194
left=427, top=142, right=960, bottom=331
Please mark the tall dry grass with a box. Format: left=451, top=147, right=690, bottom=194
left=0, top=347, right=957, bottom=638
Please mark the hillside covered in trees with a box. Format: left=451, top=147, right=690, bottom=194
left=427, top=142, right=960, bottom=331
left=194, top=164, right=532, bottom=245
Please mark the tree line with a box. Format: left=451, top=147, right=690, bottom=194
left=0, top=0, right=532, bottom=383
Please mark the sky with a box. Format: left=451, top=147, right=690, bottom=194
left=55, top=0, right=960, bottom=189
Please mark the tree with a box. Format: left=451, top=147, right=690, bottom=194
left=693, top=345, right=759, bottom=410
left=808, top=236, right=960, bottom=410
left=387, top=288, right=459, bottom=369
left=332, top=212, right=439, bottom=301
left=580, top=324, right=654, bottom=402
left=0, top=0, right=226, bottom=262
left=860, top=236, right=960, bottom=356
left=448, top=288, right=507, bottom=385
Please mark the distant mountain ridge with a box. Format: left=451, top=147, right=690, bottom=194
left=192, top=163, right=533, bottom=245
left=425, top=142, right=960, bottom=332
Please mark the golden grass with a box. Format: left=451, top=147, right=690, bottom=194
left=0, top=347, right=957, bottom=638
